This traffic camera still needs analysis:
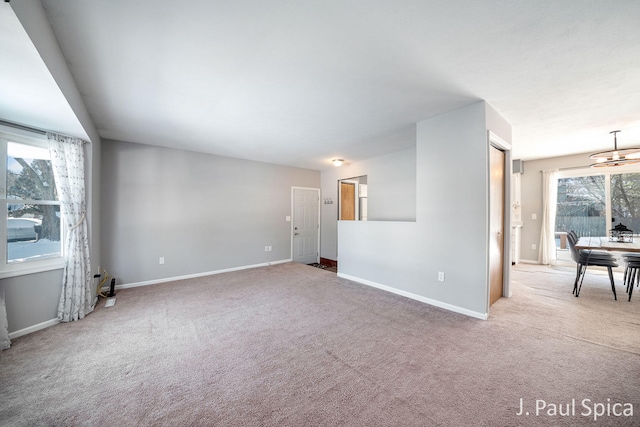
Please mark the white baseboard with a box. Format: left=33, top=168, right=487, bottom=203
left=518, top=259, right=539, bottom=264
left=337, top=273, right=489, bottom=321
left=10, top=261, right=296, bottom=340
left=268, top=259, right=292, bottom=266
left=103, top=259, right=293, bottom=291
left=9, top=318, right=59, bottom=340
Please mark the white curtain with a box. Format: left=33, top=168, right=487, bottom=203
left=539, top=169, right=559, bottom=265
left=47, top=133, right=92, bottom=322
left=0, top=291, right=10, bottom=350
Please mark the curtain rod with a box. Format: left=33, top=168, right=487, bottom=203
left=0, top=119, right=88, bottom=143
left=0, top=120, right=46, bottom=135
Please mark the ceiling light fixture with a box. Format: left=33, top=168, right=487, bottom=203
left=590, top=130, right=640, bottom=168
left=332, top=159, right=344, bottom=167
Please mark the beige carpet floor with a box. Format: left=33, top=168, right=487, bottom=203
left=1, top=262, right=638, bottom=426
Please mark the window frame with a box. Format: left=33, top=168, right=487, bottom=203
left=557, top=163, right=640, bottom=237
left=0, top=128, right=65, bottom=279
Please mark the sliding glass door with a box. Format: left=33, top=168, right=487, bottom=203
left=556, top=175, right=606, bottom=237
left=611, top=172, right=640, bottom=233
left=556, top=170, right=640, bottom=238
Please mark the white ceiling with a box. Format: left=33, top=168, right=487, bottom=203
left=3, top=1, right=640, bottom=170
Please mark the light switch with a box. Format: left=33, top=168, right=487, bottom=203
left=531, top=213, right=537, bottom=220
left=285, top=216, right=291, bottom=222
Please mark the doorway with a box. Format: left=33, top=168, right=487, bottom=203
left=340, top=181, right=356, bottom=220
left=291, top=187, right=320, bottom=264
left=489, top=145, right=505, bottom=306
left=338, top=175, right=367, bottom=221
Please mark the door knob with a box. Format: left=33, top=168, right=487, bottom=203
left=294, top=232, right=300, bottom=235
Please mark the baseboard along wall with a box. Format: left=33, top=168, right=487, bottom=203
left=104, top=259, right=293, bottom=291
left=8, top=318, right=60, bottom=340
left=11, top=258, right=486, bottom=340
left=337, top=272, right=489, bottom=320
left=10, top=259, right=293, bottom=339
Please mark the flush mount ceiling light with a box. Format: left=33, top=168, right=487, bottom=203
left=590, top=130, right=640, bottom=168
left=332, top=159, right=344, bottom=167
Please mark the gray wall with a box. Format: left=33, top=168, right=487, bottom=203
left=1, top=270, right=63, bottom=333
left=337, top=101, right=512, bottom=318
left=101, top=140, right=320, bottom=285
left=1, top=1, right=101, bottom=334
left=320, top=146, right=416, bottom=261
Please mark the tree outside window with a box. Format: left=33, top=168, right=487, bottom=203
left=555, top=176, right=606, bottom=237
left=611, top=172, right=640, bottom=234
left=556, top=172, right=640, bottom=241
left=5, top=142, right=61, bottom=263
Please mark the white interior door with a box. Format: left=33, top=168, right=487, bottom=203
left=292, top=187, right=320, bottom=264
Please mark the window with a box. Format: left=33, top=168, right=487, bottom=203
left=611, top=172, right=640, bottom=233
left=556, top=175, right=606, bottom=237
left=556, top=167, right=640, bottom=238
left=0, top=130, right=63, bottom=276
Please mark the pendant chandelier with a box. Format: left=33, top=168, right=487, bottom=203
left=590, top=130, right=640, bottom=167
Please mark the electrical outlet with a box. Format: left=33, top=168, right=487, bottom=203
left=532, top=213, right=537, bottom=220
left=268, top=246, right=272, bottom=251
left=531, top=244, right=536, bottom=250
left=438, top=271, right=445, bottom=282
left=159, top=257, right=165, bottom=265
left=265, top=246, right=269, bottom=252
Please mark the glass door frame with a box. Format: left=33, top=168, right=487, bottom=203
left=558, top=163, right=640, bottom=236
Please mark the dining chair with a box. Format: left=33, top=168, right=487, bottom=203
left=568, top=230, right=612, bottom=258
left=621, top=253, right=640, bottom=301
left=569, top=230, right=578, bottom=243
left=566, top=232, right=618, bottom=300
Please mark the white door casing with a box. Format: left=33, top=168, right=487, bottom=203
left=487, top=130, right=513, bottom=314
left=292, top=187, right=320, bottom=264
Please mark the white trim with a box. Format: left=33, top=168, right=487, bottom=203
left=488, top=130, right=511, bottom=151
left=8, top=317, right=59, bottom=339
left=337, top=272, right=489, bottom=320
left=10, top=261, right=294, bottom=339
left=0, top=126, right=48, bottom=144
left=0, top=131, right=65, bottom=275
left=104, top=259, right=293, bottom=291
left=0, top=259, right=64, bottom=279
left=519, top=258, right=540, bottom=264
left=487, top=131, right=513, bottom=313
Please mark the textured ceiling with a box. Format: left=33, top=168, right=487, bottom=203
left=4, top=1, right=640, bottom=170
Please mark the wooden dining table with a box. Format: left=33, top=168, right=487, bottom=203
left=575, top=236, right=640, bottom=253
